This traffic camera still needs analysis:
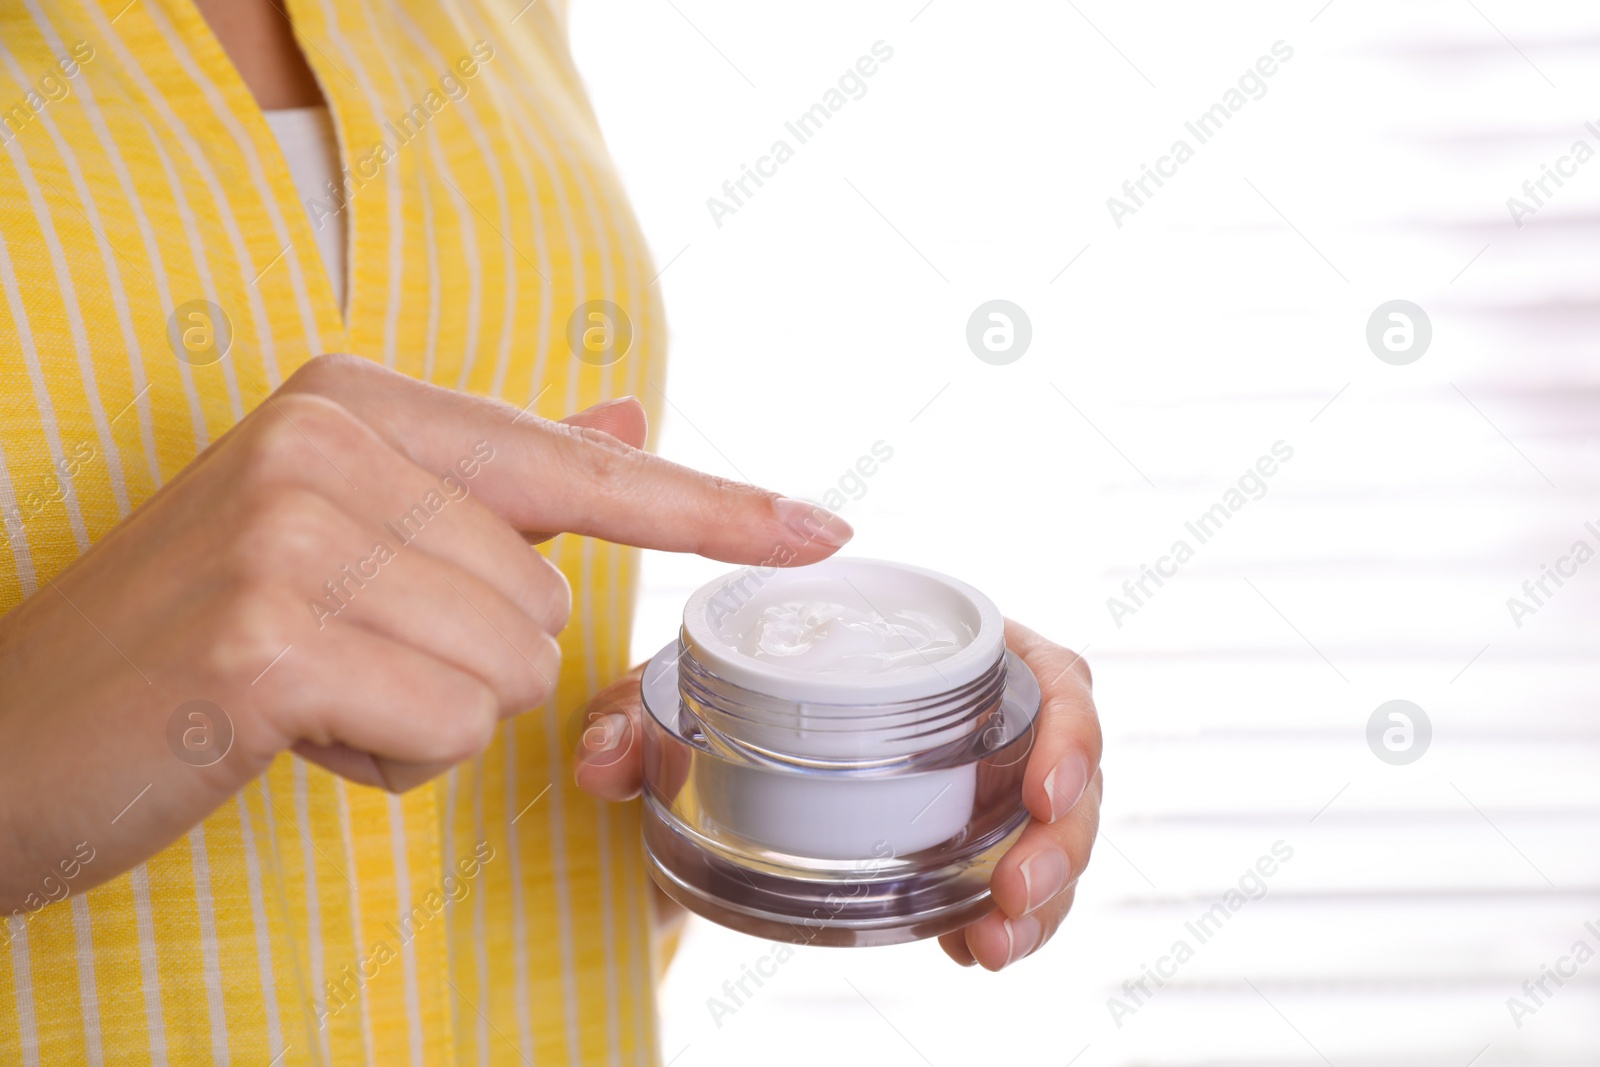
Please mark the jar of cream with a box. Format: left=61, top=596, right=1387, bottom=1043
left=640, top=557, right=1041, bottom=946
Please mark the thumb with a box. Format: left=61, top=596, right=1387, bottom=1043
left=571, top=663, right=647, bottom=802
left=561, top=396, right=647, bottom=450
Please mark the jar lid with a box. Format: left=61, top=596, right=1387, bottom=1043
left=680, top=557, right=1006, bottom=704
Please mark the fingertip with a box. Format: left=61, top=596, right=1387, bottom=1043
left=1033, top=751, right=1091, bottom=824
left=1025, top=777, right=1063, bottom=826
left=967, top=910, right=1042, bottom=971
left=939, top=930, right=977, bottom=967
left=771, top=497, right=853, bottom=558
left=987, top=857, right=1029, bottom=920
left=573, top=755, right=643, bottom=802
left=1002, top=617, right=1044, bottom=651
left=964, top=911, right=1009, bottom=971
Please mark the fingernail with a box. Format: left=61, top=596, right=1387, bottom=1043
left=580, top=712, right=629, bottom=761
left=1000, top=914, right=1042, bottom=968
left=596, top=395, right=640, bottom=409
left=1044, top=753, right=1090, bottom=822
left=773, top=497, right=854, bottom=548
left=1018, top=849, right=1070, bottom=916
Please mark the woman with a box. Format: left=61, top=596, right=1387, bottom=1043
left=0, top=0, right=1104, bottom=1062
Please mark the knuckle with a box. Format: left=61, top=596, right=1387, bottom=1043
left=706, top=474, right=758, bottom=507
left=1075, top=837, right=1096, bottom=880
left=704, top=472, right=757, bottom=501
left=238, top=393, right=362, bottom=485
left=230, top=486, right=345, bottom=576
left=1082, top=720, right=1105, bottom=766
left=263, top=388, right=352, bottom=430
left=1070, top=782, right=1103, bottom=859
left=557, top=422, right=636, bottom=483
left=1071, top=650, right=1094, bottom=689
left=537, top=559, right=572, bottom=631
left=279, top=395, right=364, bottom=449
left=431, top=684, right=500, bottom=763
left=522, top=634, right=562, bottom=708
left=236, top=414, right=307, bottom=484
left=704, top=476, right=773, bottom=528
left=198, top=580, right=297, bottom=680
left=283, top=352, right=371, bottom=393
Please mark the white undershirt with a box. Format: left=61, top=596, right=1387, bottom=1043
left=263, top=105, right=347, bottom=314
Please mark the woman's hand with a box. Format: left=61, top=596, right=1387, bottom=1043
left=0, top=355, right=852, bottom=912
left=572, top=620, right=1101, bottom=970
left=937, top=621, right=1101, bottom=969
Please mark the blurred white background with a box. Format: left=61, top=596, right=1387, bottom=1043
left=570, top=1, right=1600, bottom=1063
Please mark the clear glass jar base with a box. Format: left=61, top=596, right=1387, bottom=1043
left=643, top=795, right=1029, bottom=947
left=639, top=596, right=1042, bottom=948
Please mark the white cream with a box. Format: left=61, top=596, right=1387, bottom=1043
left=737, top=599, right=966, bottom=674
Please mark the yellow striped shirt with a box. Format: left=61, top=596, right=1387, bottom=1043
left=0, top=0, right=666, bottom=1062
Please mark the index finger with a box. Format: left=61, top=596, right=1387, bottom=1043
left=280, top=355, right=853, bottom=564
